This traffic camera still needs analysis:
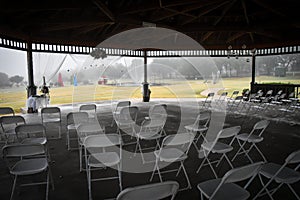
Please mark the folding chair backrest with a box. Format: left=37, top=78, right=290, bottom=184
left=234, top=96, right=243, bottom=101
left=79, top=104, right=97, bottom=118
left=3, top=143, right=45, bottom=158
left=218, top=126, right=241, bottom=139
left=149, top=104, right=167, bottom=120
left=232, top=91, right=239, bottom=95
left=0, top=107, right=15, bottom=116
left=83, top=134, right=121, bottom=148
left=114, top=101, right=131, bottom=113
left=41, top=107, right=61, bottom=120
left=163, top=132, right=195, bottom=153
left=221, top=92, right=228, bottom=96
left=15, top=124, right=46, bottom=139
left=222, top=162, right=263, bottom=184
left=80, top=104, right=96, bottom=111
left=67, top=112, right=89, bottom=125
left=207, top=93, right=214, bottom=98
left=265, top=90, right=273, bottom=97
left=1, top=116, right=25, bottom=132
left=118, top=106, right=138, bottom=122
left=116, top=181, right=179, bottom=200
left=41, top=107, right=60, bottom=114
left=285, top=149, right=300, bottom=164
left=253, top=120, right=270, bottom=131
left=194, top=112, right=210, bottom=127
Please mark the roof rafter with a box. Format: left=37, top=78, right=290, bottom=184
left=92, top=0, right=115, bottom=21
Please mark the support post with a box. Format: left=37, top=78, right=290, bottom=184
left=250, top=49, right=256, bottom=92
left=142, top=50, right=150, bottom=102
left=27, top=42, right=36, bottom=97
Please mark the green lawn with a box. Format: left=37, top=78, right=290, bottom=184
left=1, top=76, right=299, bottom=113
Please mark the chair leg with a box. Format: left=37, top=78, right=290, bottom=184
left=118, top=164, right=122, bottom=191
left=287, top=184, right=300, bottom=200
left=181, top=162, right=192, bottom=190
left=88, top=166, right=92, bottom=200
left=10, top=175, right=17, bottom=200
left=253, top=174, right=274, bottom=200
left=79, top=145, right=83, bottom=172
left=253, top=144, right=267, bottom=162
left=46, top=171, right=50, bottom=200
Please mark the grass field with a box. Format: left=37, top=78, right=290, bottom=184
left=1, top=76, right=299, bottom=113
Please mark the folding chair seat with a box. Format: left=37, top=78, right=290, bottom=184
left=83, top=134, right=122, bottom=200
left=2, top=143, right=54, bottom=200
left=231, top=120, right=270, bottom=163
left=202, top=93, right=215, bottom=110
left=254, top=149, right=300, bottom=200
left=115, top=106, right=139, bottom=145
left=0, top=107, right=15, bottom=116
left=41, top=107, right=62, bottom=139
left=79, top=104, right=97, bottom=122
left=77, top=123, right=105, bottom=172
left=196, top=126, right=241, bottom=178
left=185, top=112, right=210, bottom=151
left=111, top=101, right=131, bottom=127
left=66, top=112, right=89, bottom=150
left=0, top=115, right=25, bottom=143
left=150, top=132, right=195, bottom=191
left=198, top=162, right=263, bottom=200
left=116, top=181, right=179, bottom=200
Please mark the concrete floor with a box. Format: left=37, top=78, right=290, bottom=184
left=0, top=100, right=299, bottom=200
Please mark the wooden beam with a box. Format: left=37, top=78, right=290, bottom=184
left=153, top=0, right=223, bottom=22
left=93, top=0, right=115, bottom=21
left=241, top=0, right=250, bottom=24
left=213, top=0, right=238, bottom=26
left=201, top=32, right=213, bottom=42
left=181, top=1, right=230, bottom=25
left=251, top=0, right=285, bottom=17
left=226, top=32, right=247, bottom=43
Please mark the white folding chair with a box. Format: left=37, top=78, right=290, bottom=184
left=215, top=91, right=228, bottom=110
left=115, top=106, right=139, bottom=145
left=41, top=107, right=62, bottom=139
left=83, top=134, right=122, bottom=200
left=196, top=126, right=241, bottom=178
left=254, top=149, right=300, bottom=200
left=150, top=132, right=195, bottom=191
left=15, top=123, right=50, bottom=159
left=77, top=123, right=105, bottom=172
left=79, top=104, right=97, bottom=122
left=116, top=181, right=179, bottom=200
left=0, top=107, right=15, bottom=116
left=66, top=112, right=89, bottom=150
left=202, top=93, right=214, bottom=110
left=229, top=90, right=239, bottom=100
left=185, top=112, right=210, bottom=151
left=135, top=116, right=166, bottom=164
left=0, top=115, right=25, bottom=143
left=2, top=143, right=54, bottom=200
left=198, top=162, right=263, bottom=200
left=231, top=120, right=270, bottom=163
left=144, top=104, right=168, bottom=136
left=111, top=101, right=131, bottom=127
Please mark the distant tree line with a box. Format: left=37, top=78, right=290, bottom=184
left=0, top=72, right=24, bottom=88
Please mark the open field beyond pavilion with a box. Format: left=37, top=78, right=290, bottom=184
left=1, top=76, right=300, bottom=113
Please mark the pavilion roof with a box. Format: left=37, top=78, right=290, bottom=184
left=0, top=0, right=300, bottom=50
